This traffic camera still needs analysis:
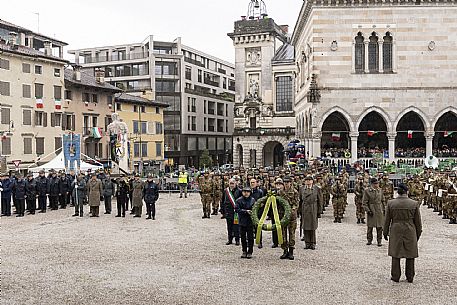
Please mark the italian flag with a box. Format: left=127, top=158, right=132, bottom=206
left=55, top=99, right=62, bottom=110
left=36, top=98, right=44, bottom=108
left=367, top=130, right=377, bottom=137
left=91, top=127, right=103, bottom=139
left=331, top=133, right=341, bottom=141
left=444, top=131, right=455, bottom=137
left=407, top=130, right=413, bottom=139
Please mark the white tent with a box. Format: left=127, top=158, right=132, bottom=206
left=29, top=152, right=103, bottom=173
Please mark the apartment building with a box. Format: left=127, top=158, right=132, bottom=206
left=0, top=25, right=68, bottom=172
left=69, top=36, right=235, bottom=167
left=114, top=93, right=168, bottom=174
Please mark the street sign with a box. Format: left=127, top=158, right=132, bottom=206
left=12, top=160, right=21, bottom=168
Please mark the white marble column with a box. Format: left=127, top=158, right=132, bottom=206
left=256, top=149, right=263, bottom=169
left=350, top=132, right=359, bottom=164
left=392, top=38, right=397, bottom=73
left=388, top=132, right=397, bottom=162
left=312, top=133, right=321, bottom=158
left=364, top=41, right=369, bottom=73
left=426, top=131, right=434, bottom=157
left=378, top=39, right=384, bottom=73
left=351, top=42, right=356, bottom=73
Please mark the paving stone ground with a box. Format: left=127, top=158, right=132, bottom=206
left=1, top=193, right=456, bottom=305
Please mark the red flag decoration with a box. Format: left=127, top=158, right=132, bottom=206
left=55, top=99, right=62, bottom=110
left=367, top=130, right=377, bottom=137
left=444, top=131, right=455, bottom=137
left=331, top=133, right=341, bottom=141
left=36, top=98, right=44, bottom=108
left=407, top=130, right=413, bottom=139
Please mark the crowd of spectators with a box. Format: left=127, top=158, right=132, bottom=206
left=395, top=148, right=426, bottom=158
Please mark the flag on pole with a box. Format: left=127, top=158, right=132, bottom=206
left=90, top=127, right=103, bottom=139
left=367, top=130, right=377, bottom=137
left=55, top=99, right=62, bottom=110
left=36, top=98, right=44, bottom=108
left=331, top=133, right=341, bottom=141
left=407, top=130, right=413, bottom=139
left=444, top=131, right=455, bottom=138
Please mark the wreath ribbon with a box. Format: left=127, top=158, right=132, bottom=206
left=256, top=193, right=283, bottom=245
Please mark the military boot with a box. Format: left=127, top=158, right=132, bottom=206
left=357, top=218, right=361, bottom=224
left=280, top=249, right=289, bottom=259
left=338, top=218, right=342, bottom=223
left=333, top=218, right=338, bottom=223
left=361, top=219, right=366, bottom=224
left=288, top=248, right=294, bottom=260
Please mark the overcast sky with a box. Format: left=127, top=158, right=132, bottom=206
left=1, top=0, right=302, bottom=62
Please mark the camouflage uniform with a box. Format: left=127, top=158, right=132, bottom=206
left=199, top=174, right=215, bottom=218
left=436, top=175, right=446, bottom=215
left=212, top=175, right=223, bottom=215
left=446, top=176, right=457, bottom=224
left=279, top=184, right=299, bottom=252
left=409, top=177, right=424, bottom=204
left=331, top=177, right=347, bottom=223
left=354, top=177, right=366, bottom=223
left=380, top=176, right=394, bottom=206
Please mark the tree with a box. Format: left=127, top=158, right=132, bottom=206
left=199, top=149, right=213, bottom=169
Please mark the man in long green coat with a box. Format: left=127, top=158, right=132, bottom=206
left=362, top=178, right=385, bottom=247
left=299, top=176, right=323, bottom=250
left=132, top=173, right=145, bottom=218
left=383, top=184, right=422, bottom=283
left=87, top=173, right=103, bottom=217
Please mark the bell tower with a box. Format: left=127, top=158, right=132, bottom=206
left=228, top=0, right=295, bottom=168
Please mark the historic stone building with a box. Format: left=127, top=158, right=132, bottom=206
left=292, top=0, right=457, bottom=164
left=229, top=1, right=296, bottom=168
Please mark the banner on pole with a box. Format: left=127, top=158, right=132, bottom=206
left=63, top=134, right=81, bottom=172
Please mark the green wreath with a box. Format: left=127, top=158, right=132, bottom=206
left=251, top=194, right=291, bottom=231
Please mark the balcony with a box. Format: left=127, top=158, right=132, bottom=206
left=83, top=127, right=104, bottom=139
left=83, top=52, right=148, bottom=64
left=234, top=127, right=295, bottom=137
left=184, top=57, right=205, bottom=67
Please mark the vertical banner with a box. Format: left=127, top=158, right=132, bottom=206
left=63, top=134, right=81, bottom=172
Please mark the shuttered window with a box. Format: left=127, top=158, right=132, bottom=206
left=54, top=86, right=62, bottom=99
left=22, top=63, right=31, bottom=73
left=55, top=137, right=62, bottom=152
left=0, top=58, right=10, bottom=70
left=2, top=138, right=11, bottom=155
left=35, top=83, right=44, bottom=98
left=0, top=81, right=10, bottom=96
left=23, top=84, right=31, bottom=98
left=36, top=137, right=45, bottom=155
left=24, top=138, right=32, bottom=154
left=1, top=108, right=10, bottom=124
left=23, top=109, right=32, bottom=125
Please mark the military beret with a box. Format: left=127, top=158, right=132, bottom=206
left=398, top=183, right=409, bottom=192
left=371, top=178, right=379, bottom=184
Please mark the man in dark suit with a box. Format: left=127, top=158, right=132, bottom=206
left=383, top=184, right=422, bottom=283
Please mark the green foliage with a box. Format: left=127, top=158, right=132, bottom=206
left=199, top=149, right=213, bottom=169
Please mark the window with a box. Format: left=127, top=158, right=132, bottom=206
left=225, top=120, right=229, bottom=132
left=140, top=106, right=145, bottom=113
left=51, top=113, right=62, bottom=127
left=250, top=117, right=256, bottom=129
left=35, top=83, right=44, bottom=98
left=156, top=107, right=160, bottom=114
left=133, top=105, right=138, bottom=113
left=62, top=113, right=75, bottom=131
left=35, top=65, right=43, bottom=74
left=225, top=104, right=228, bottom=116
left=133, top=121, right=147, bottom=134
left=54, top=68, right=61, bottom=77
left=155, top=122, right=163, bottom=134
left=223, top=77, right=227, bottom=89
left=133, top=142, right=140, bottom=158
left=187, top=97, right=191, bottom=112
left=36, top=137, right=45, bottom=155
left=187, top=116, right=190, bottom=131
left=204, top=100, right=207, bottom=114
left=2, top=137, right=11, bottom=155
left=23, top=84, right=31, bottom=98
left=0, top=81, right=10, bottom=96
left=54, top=86, right=62, bottom=100
left=383, top=32, right=393, bottom=73
left=65, top=90, right=72, bottom=100
left=155, top=80, right=176, bottom=92
left=0, top=58, right=9, bottom=70
left=198, top=70, right=202, bottom=83
left=92, top=94, right=98, bottom=103
left=185, top=66, right=192, bottom=80
left=191, top=98, right=196, bottom=112
left=23, top=109, right=32, bottom=125
left=24, top=138, right=32, bottom=155
left=191, top=116, right=196, bottom=131
left=354, top=32, right=365, bottom=73
left=116, top=103, right=122, bottom=111
left=368, top=33, right=379, bottom=73
left=35, top=111, right=47, bottom=127
left=107, top=95, right=113, bottom=106
left=1, top=108, right=10, bottom=124
left=83, top=93, right=90, bottom=102
left=141, top=143, right=148, bottom=157
left=55, top=137, right=62, bottom=152
left=156, top=142, right=162, bottom=157
left=22, top=63, right=31, bottom=73
left=275, top=76, right=293, bottom=112
left=204, top=118, right=207, bottom=131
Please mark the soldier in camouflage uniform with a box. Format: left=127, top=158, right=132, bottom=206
left=212, top=174, right=223, bottom=215
left=354, top=175, right=366, bottom=224
left=409, top=175, right=424, bottom=204
left=322, top=171, right=331, bottom=208
left=380, top=173, right=394, bottom=207
left=199, top=172, right=215, bottom=219
left=331, top=176, right=347, bottom=223
left=446, top=174, right=457, bottom=224
left=316, top=175, right=328, bottom=213
left=435, top=174, right=447, bottom=216
left=279, top=176, right=299, bottom=260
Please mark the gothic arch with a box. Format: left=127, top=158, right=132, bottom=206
left=431, top=107, right=457, bottom=129
left=355, top=106, right=392, bottom=133
left=393, top=106, right=431, bottom=131
left=318, top=107, right=355, bottom=132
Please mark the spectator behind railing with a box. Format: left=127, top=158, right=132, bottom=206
left=395, top=147, right=426, bottom=158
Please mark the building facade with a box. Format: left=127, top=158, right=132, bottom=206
left=228, top=2, right=296, bottom=169
left=292, top=1, right=457, bottom=165
left=0, top=26, right=68, bottom=172
left=114, top=93, right=168, bottom=174
left=64, top=68, right=120, bottom=164
left=69, top=37, right=236, bottom=168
